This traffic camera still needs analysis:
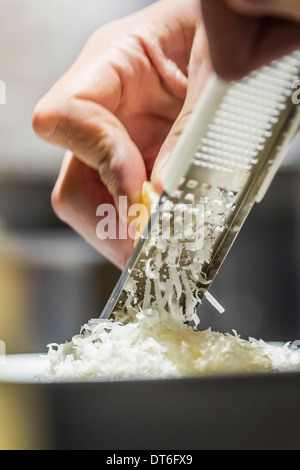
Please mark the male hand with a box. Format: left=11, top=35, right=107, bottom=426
left=33, top=0, right=211, bottom=269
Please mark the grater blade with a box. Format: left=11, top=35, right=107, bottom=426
left=100, top=51, right=300, bottom=325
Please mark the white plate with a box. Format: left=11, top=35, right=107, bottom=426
left=0, top=353, right=49, bottom=383
left=0, top=343, right=289, bottom=384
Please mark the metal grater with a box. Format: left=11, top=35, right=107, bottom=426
left=100, top=51, right=300, bottom=325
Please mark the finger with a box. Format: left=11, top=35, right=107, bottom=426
left=51, top=151, right=134, bottom=270
left=151, top=23, right=212, bottom=193
left=202, top=0, right=300, bottom=81
left=33, top=95, right=147, bottom=214
left=32, top=31, right=149, bottom=213
left=226, top=0, right=300, bottom=22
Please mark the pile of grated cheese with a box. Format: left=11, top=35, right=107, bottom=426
left=40, top=308, right=300, bottom=382
left=39, top=184, right=300, bottom=383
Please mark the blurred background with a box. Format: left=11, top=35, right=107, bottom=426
left=0, top=0, right=300, bottom=355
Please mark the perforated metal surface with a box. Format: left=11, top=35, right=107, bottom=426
left=101, top=52, right=300, bottom=323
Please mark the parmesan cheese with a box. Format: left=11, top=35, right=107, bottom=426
left=40, top=308, right=300, bottom=382
left=38, top=182, right=300, bottom=383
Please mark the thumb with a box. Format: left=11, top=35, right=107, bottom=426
left=151, top=106, right=193, bottom=194
left=151, top=25, right=212, bottom=193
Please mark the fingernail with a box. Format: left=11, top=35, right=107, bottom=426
left=151, top=151, right=170, bottom=194
left=152, top=151, right=169, bottom=184
left=157, top=150, right=170, bottom=172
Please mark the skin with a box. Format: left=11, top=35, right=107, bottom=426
left=33, top=0, right=212, bottom=269
left=202, top=0, right=300, bottom=80
left=33, top=0, right=300, bottom=270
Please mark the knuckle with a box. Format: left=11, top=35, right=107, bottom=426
left=32, top=100, right=49, bottom=137
left=51, top=179, right=72, bottom=224
left=32, top=101, right=56, bottom=139
left=98, top=150, right=123, bottom=195
left=32, top=95, right=69, bottom=143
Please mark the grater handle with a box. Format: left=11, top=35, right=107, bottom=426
left=162, top=74, right=230, bottom=195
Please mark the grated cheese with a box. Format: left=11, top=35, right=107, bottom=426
left=204, top=291, right=225, bottom=314
left=40, top=308, right=300, bottom=382
left=38, top=183, right=300, bottom=383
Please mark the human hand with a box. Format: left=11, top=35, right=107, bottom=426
left=32, top=0, right=212, bottom=269
left=201, top=0, right=300, bottom=81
